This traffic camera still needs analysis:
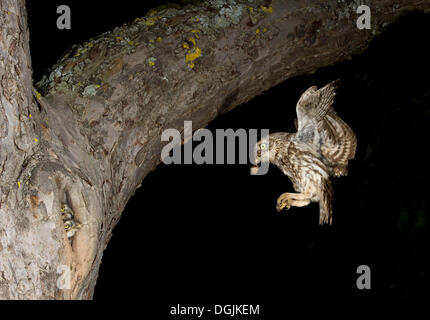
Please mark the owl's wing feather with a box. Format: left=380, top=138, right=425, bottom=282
left=295, top=80, right=357, bottom=177
left=295, top=80, right=338, bottom=132
left=319, top=112, right=357, bottom=176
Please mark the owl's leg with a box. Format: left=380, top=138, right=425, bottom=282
left=276, top=192, right=311, bottom=212
left=290, top=199, right=311, bottom=207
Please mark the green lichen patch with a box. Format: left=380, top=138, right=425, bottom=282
left=82, top=84, right=100, bottom=97
left=148, top=57, right=157, bottom=67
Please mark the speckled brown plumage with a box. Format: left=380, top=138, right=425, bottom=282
left=252, top=80, right=356, bottom=225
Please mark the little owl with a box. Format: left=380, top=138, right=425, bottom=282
left=252, top=80, right=357, bottom=225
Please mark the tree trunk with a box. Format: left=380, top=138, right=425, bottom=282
left=0, top=0, right=429, bottom=299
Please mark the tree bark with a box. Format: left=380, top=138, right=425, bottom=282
left=0, top=0, right=429, bottom=299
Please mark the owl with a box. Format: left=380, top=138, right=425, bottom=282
left=252, top=80, right=356, bottom=225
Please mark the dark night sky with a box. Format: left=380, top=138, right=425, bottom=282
left=25, top=0, right=430, bottom=311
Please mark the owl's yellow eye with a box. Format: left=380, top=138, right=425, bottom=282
left=64, top=225, right=70, bottom=230
left=260, top=143, right=267, bottom=150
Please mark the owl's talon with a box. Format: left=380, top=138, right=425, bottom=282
left=276, top=197, right=291, bottom=212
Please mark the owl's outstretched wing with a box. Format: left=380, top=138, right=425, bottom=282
left=295, top=80, right=357, bottom=177
left=295, top=80, right=338, bottom=133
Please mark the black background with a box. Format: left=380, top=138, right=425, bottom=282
left=25, top=0, right=430, bottom=312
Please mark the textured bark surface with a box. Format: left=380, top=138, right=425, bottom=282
left=1, top=0, right=430, bottom=299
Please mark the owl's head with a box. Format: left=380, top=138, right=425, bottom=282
left=250, top=134, right=274, bottom=174
left=251, top=132, right=291, bottom=174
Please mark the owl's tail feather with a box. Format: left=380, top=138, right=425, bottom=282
left=319, top=179, right=334, bottom=225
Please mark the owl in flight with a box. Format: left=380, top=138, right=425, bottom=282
left=252, top=80, right=356, bottom=225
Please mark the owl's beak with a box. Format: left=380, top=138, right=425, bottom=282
left=250, top=154, right=261, bottom=174
left=250, top=165, right=260, bottom=175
